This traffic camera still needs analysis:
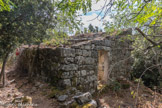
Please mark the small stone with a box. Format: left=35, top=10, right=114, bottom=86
left=57, top=95, right=68, bottom=102
left=7, top=94, right=11, bottom=97
left=35, top=82, right=41, bottom=87
left=13, top=93, right=19, bottom=98
left=39, top=84, right=44, bottom=88
left=142, top=94, right=149, bottom=97
left=31, top=87, right=37, bottom=93
left=22, top=96, right=32, bottom=104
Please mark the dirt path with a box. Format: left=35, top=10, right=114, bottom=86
left=0, top=69, right=59, bottom=108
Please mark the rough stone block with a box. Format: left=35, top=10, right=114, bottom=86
left=82, top=50, right=91, bottom=57
left=79, top=45, right=84, bottom=49
left=91, top=51, right=98, bottom=58
left=81, top=70, right=87, bottom=76
left=96, top=46, right=103, bottom=50
left=61, top=72, right=71, bottom=78
left=105, top=40, right=111, bottom=46
left=57, top=95, right=68, bottom=102
left=90, top=82, right=93, bottom=87
left=103, top=46, right=111, bottom=51
left=79, top=65, right=95, bottom=70
left=73, top=92, right=92, bottom=105
left=72, top=71, right=81, bottom=77
left=75, top=56, right=84, bottom=64
left=91, top=44, right=95, bottom=49
left=61, top=48, right=75, bottom=57
left=62, top=79, right=71, bottom=87
left=92, top=40, right=100, bottom=45
left=63, top=57, right=74, bottom=64
left=89, top=75, right=97, bottom=81
left=89, top=70, right=95, bottom=74
left=61, top=64, right=78, bottom=71
left=99, top=40, right=105, bottom=46
left=84, top=45, right=91, bottom=50
left=83, top=57, right=95, bottom=65
left=75, top=49, right=83, bottom=56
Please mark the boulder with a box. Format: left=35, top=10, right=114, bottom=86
left=73, top=92, right=92, bottom=105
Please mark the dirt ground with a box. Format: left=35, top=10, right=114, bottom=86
left=95, top=81, right=162, bottom=108
left=0, top=69, right=162, bottom=108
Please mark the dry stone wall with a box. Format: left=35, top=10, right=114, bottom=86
left=17, top=33, right=133, bottom=93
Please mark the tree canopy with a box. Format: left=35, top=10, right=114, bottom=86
left=0, top=0, right=92, bottom=86
left=0, top=0, right=14, bottom=11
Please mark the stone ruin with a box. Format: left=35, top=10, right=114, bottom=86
left=16, top=30, right=133, bottom=94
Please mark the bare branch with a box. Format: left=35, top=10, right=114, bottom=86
left=135, top=64, right=162, bottom=106
left=146, top=35, right=162, bottom=37
left=145, top=41, right=162, bottom=50
left=135, top=27, right=158, bottom=46
left=88, top=0, right=108, bottom=21
left=128, top=4, right=146, bottom=21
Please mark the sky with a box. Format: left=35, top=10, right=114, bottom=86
left=78, top=0, right=113, bottom=31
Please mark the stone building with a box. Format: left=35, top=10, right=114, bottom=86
left=17, top=31, right=133, bottom=93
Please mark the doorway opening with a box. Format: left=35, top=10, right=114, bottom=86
left=97, top=50, right=109, bottom=89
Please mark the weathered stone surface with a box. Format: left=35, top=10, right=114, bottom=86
left=81, top=70, right=87, bottom=76
left=75, top=49, right=83, bottom=56
left=75, top=56, right=84, bottom=64
left=62, top=99, right=75, bottom=106
left=96, top=46, right=104, bottom=50
left=79, top=65, right=95, bottom=70
left=91, top=44, right=95, bottom=49
left=61, top=64, right=78, bottom=71
left=91, top=51, right=98, bottom=58
left=103, top=46, right=111, bottom=51
left=83, top=57, right=95, bottom=65
left=61, top=48, right=75, bottom=57
left=92, top=40, right=100, bottom=45
left=105, top=40, right=111, bottom=46
left=89, top=75, right=97, bottom=81
left=61, top=72, right=70, bottom=78
left=63, top=57, right=74, bottom=64
left=83, top=50, right=91, bottom=56
left=57, top=95, right=68, bottom=102
left=61, top=79, right=71, bottom=87
left=89, top=70, right=95, bottom=74
left=84, top=45, right=91, bottom=50
left=73, top=92, right=92, bottom=105
left=72, top=71, right=81, bottom=77
left=90, top=89, right=96, bottom=94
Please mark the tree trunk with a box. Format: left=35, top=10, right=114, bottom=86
left=0, top=52, right=9, bottom=87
